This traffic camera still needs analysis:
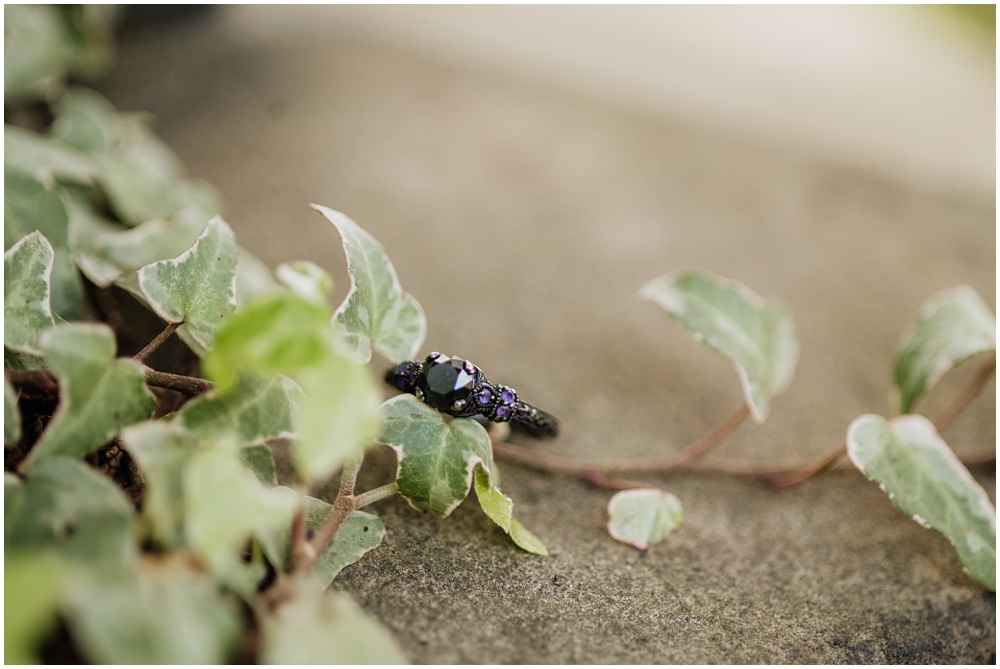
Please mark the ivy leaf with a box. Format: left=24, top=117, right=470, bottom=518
left=276, top=260, right=334, bottom=305
left=183, top=439, right=298, bottom=575
left=259, top=582, right=407, bottom=664
left=3, top=124, right=98, bottom=184
left=63, top=564, right=242, bottom=664
left=4, top=230, right=56, bottom=355
left=3, top=4, right=72, bottom=103
left=69, top=194, right=208, bottom=288
left=5, top=377, right=21, bottom=446
left=137, top=216, right=238, bottom=351
left=4, top=457, right=136, bottom=573
left=50, top=85, right=120, bottom=154
left=21, top=323, right=156, bottom=470
left=121, top=421, right=197, bottom=550
left=378, top=394, right=492, bottom=517
left=3, top=553, right=65, bottom=664
left=178, top=372, right=302, bottom=446
left=236, top=245, right=280, bottom=307
left=473, top=466, right=548, bottom=555
left=847, top=414, right=996, bottom=590
left=641, top=270, right=798, bottom=423
left=894, top=286, right=996, bottom=414
left=94, top=115, right=187, bottom=225
left=607, top=488, right=685, bottom=551
left=5, top=168, right=85, bottom=320
left=241, top=444, right=278, bottom=487
left=313, top=204, right=426, bottom=364
left=258, top=491, right=386, bottom=587
left=203, top=292, right=381, bottom=483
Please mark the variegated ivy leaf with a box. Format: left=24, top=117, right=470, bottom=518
left=4, top=553, right=64, bottom=664
left=236, top=245, right=280, bottom=307
left=202, top=292, right=381, bottom=483
left=3, top=124, right=98, bottom=184
left=258, top=489, right=386, bottom=587
left=137, top=216, right=238, bottom=352
left=607, top=488, right=684, bottom=551
left=847, top=414, right=996, bottom=591
left=641, top=270, right=798, bottom=423
left=4, top=231, right=55, bottom=355
left=894, top=285, right=996, bottom=414
left=183, top=439, right=298, bottom=576
left=241, top=444, right=278, bottom=487
left=21, top=323, right=156, bottom=470
left=276, top=260, right=334, bottom=305
left=178, top=372, right=303, bottom=446
left=5, top=456, right=137, bottom=574
left=4, top=168, right=85, bottom=320
left=63, top=565, right=242, bottom=665
left=259, top=582, right=406, bottom=664
left=312, top=204, right=426, bottom=364
left=473, top=466, right=548, bottom=555
left=378, top=394, right=492, bottom=517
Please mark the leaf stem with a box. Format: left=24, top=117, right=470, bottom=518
left=353, top=482, right=398, bottom=509
left=765, top=356, right=996, bottom=488
left=492, top=403, right=749, bottom=477
left=299, top=454, right=364, bottom=573
left=141, top=367, right=212, bottom=397
left=133, top=321, right=180, bottom=363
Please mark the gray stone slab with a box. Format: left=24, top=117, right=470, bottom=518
left=100, top=7, right=995, bottom=663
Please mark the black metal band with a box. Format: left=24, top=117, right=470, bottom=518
left=385, top=353, right=558, bottom=438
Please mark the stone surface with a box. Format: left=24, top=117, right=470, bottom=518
left=99, top=6, right=995, bottom=663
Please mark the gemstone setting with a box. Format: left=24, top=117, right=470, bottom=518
left=417, top=354, right=479, bottom=413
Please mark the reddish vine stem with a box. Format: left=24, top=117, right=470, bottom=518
left=133, top=321, right=180, bottom=363
left=6, top=367, right=211, bottom=398
left=766, top=357, right=996, bottom=488
left=492, top=403, right=749, bottom=478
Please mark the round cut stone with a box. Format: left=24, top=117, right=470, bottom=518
left=500, top=389, right=515, bottom=404
left=477, top=388, right=492, bottom=405
left=495, top=405, right=512, bottom=420
left=418, top=355, right=477, bottom=412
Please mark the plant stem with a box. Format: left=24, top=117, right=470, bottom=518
left=288, top=493, right=312, bottom=569
left=353, top=482, right=398, bottom=509
left=142, top=368, right=212, bottom=397
left=493, top=403, right=749, bottom=477
left=133, top=321, right=180, bottom=363
left=766, top=356, right=996, bottom=488
left=300, top=454, right=363, bottom=572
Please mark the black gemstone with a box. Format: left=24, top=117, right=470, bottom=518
left=418, top=355, right=477, bottom=412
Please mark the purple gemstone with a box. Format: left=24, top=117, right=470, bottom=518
left=396, top=378, right=407, bottom=390
left=501, top=389, right=515, bottom=404
left=496, top=405, right=512, bottom=420
left=477, top=388, right=492, bottom=405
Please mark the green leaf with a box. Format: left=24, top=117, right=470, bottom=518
left=178, top=372, right=302, bottom=446
left=847, top=414, right=996, bottom=590
left=242, top=444, right=278, bottom=487
left=894, top=286, right=996, bottom=414
left=276, top=260, right=334, bottom=305
left=63, top=565, right=242, bottom=664
left=203, top=292, right=381, bottom=483
left=121, top=421, right=197, bottom=549
left=641, top=270, right=798, bottom=423
left=4, top=231, right=56, bottom=355
left=4, top=377, right=21, bottom=446
left=183, top=439, right=298, bottom=575
left=22, top=323, right=156, bottom=469
left=4, top=124, right=98, bottom=184
left=607, top=488, right=685, bottom=551
left=3, top=552, right=64, bottom=664
left=94, top=115, right=187, bottom=225
left=137, top=216, right=238, bottom=351
left=378, top=394, right=492, bottom=517
left=3, top=4, right=72, bottom=103
left=5, top=457, right=136, bottom=573
left=4, top=169, right=85, bottom=320
left=259, top=491, right=386, bottom=587
left=203, top=292, right=334, bottom=390
left=313, top=204, right=426, bottom=364
left=510, top=517, right=549, bottom=556
left=69, top=193, right=209, bottom=288
left=259, top=582, right=406, bottom=664
left=50, top=85, right=120, bottom=154
left=472, top=465, right=549, bottom=555
left=236, top=245, right=280, bottom=307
